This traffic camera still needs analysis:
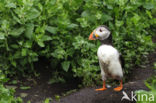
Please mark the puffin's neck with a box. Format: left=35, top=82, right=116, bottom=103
left=100, top=34, right=113, bottom=46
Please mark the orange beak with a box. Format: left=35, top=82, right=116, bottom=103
left=89, top=32, right=95, bottom=40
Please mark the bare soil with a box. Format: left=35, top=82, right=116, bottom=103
left=12, top=58, right=80, bottom=103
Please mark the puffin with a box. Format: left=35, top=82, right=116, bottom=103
left=89, top=25, right=124, bottom=92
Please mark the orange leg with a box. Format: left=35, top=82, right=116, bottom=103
left=114, top=80, right=123, bottom=92
left=95, top=81, right=107, bottom=91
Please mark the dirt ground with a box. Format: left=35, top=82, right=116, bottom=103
left=8, top=36, right=156, bottom=103
left=12, top=59, right=80, bottom=103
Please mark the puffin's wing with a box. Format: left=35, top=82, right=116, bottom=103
left=119, top=53, right=125, bottom=69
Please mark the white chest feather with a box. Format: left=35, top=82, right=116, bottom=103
left=97, top=45, right=123, bottom=79
left=97, top=45, right=119, bottom=62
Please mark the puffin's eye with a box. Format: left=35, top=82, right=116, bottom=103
left=99, top=29, right=102, bottom=32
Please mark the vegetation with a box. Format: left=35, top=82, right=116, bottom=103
left=136, top=76, right=156, bottom=103
left=0, top=0, right=156, bottom=101
left=0, top=70, right=22, bottom=103
left=0, top=0, right=155, bottom=85
left=136, top=63, right=156, bottom=103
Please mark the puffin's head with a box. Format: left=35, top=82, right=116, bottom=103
left=89, top=25, right=111, bottom=40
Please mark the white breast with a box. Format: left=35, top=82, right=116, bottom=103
left=97, top=45, right=119, bottom=62
left=97, top=45, right=123, bottom=79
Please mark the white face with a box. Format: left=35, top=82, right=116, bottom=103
left=94, top=26, right=110, bottom=40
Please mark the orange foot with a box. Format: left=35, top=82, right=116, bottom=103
left=114, top=80, right=123, bottom=92
left=95, top=88, right=107, bottom=91
left=114, top=86, right=123, bottom=91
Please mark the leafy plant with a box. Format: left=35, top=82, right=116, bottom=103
left=136, top=76, right=156, bottom=103
left=44, top=98, right=50, bottom=103
left=154, top=62, right=156, bottom=69
left=20, top=86, right=31, bottom=90
left=0, top=70, right=22, bottom=103
left=55, top=95, right=60, bottom=102
left=0, top=0, right=155, bottom=86
left=48, top=72, right=65, bottom=84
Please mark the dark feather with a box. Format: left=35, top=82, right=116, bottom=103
left=119, top=53, right=125, bottom=69
left=100, top=33, right=112, bottom=45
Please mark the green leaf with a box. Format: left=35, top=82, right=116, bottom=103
left=67, top=23, right=78, bottom=29
left=10, top=80, right=18, bottom=84
left=55, top=95, right=60, bottom=101
left=11, top=12, right=21, bottom=24
left=1, top=20, right=9, bottom=31
left=44, top=98, right=50, bottom=103
left=10, top=27, right=25, bottom=37
left=10, top=44, right=19, bottom=49
left=45, top=26, right=58, bottom=34
left=22, top=48, right=27, bottom=56
left=20, top=93, right=28, bottom=98
left=115, top=20, right=124, bottom=27
left=146, top=10, right=152, bottom=19
left=5, top=3, right=16, bottom=8
left=5, top=85, right=17, bottom=89
left=154, top=63, right=156, bottom=69
left=48, top=76, right=65, bottom=84
left=42, top=35, right=52, bottom=41
left=37, top=41, right=45, bottom=47
left=96, top=11, right=102, bottom=20
left=61, top=61, right=70, bottom=72
left=20, top=86, right=31, bottom=90
left=11, top=61, right=16, bottom=67
left=143, top=3, right=154, bottom=10
left=76, top=18, right=89, bottom=28
left=49, top=0, right=57, bottom=5
left=107, top=5, right=113, bottom=9
left=0, top=32, right=5, bottom=40
left=27, top=101, right=31, bottom=103
left=101, top=14, right=113, bottom=23
left=131, top=14, right=140, bottom=24
left=26, top=8, right=40, bottom=20
left=25, top=23, right=34, bottom=39
left=81, top=10, right=90, bottom=17
left=24, top=41, right=32, bottom=48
